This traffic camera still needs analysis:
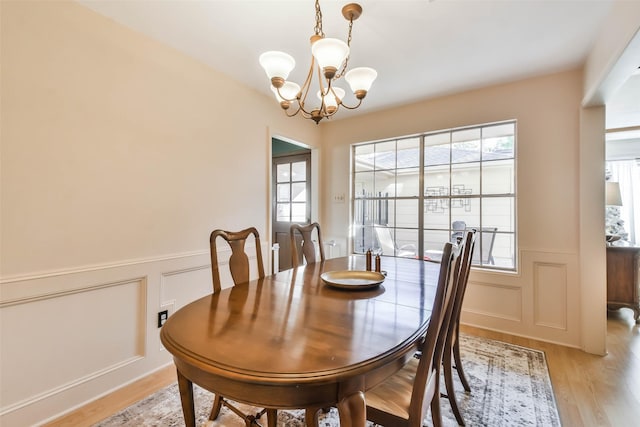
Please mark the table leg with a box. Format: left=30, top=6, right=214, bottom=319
left=337, top=391, right=366, bottom=427
left=176, top=368, right=196, bottom=427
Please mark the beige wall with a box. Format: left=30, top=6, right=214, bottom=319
left=0, top=2, right=318, bottom=425
left=0, top=1, right=318, bottom=277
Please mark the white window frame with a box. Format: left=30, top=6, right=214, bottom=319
left=351, top=120, right=517, bottom=271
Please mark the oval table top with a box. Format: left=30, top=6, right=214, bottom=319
left=160, top=255, right=442, bottom=425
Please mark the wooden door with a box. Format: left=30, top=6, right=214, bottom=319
left=272, top=153, right=311, bottom=271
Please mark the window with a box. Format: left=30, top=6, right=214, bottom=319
left=352, top=121, right=516, bottom=270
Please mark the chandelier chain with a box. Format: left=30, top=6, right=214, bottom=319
left=314, top=0, right=324, bottom=37
left=334, top=17, right=354, bottom=80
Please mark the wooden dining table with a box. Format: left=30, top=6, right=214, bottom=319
left=160, top=255, right=441, bottom=427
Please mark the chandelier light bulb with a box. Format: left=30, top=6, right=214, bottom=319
left=311, top=38, right=350, bottom=79
left=345, top=67, right=377, bottom=98
left=259, top=51, right=296, bottom=87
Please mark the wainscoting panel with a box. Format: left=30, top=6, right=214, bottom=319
left=0, top=278, right=146, bottom=412
left=161, top=265, right=212, bottom=314
left=461, top=249, right=580, bottom=348
left=533, top=262, right=568, bottom=330
left=464, top=282, right=522, bottom=322
left=0, top=250, right=220, bottom=426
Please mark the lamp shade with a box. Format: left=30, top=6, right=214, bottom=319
left=259, top=51, right=295, bottom=80
left=345, top=67, right=377, bottom=92
left=317, top=87, right=345, bottom=110
left=311, top=38, right=349, bottom=72
left=606, top=181, right=623, bottom=206
left=271, top=81, right=301, bottom=102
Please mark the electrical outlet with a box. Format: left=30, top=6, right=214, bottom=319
left=333, top=193, right=345, bottom=203
left=158, top=310, right=169, bottom=328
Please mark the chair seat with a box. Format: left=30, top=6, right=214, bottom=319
left=366, top=357, right=418, bottom=421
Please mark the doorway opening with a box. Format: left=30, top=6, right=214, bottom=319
left=272, top=138, right=312, bottom=271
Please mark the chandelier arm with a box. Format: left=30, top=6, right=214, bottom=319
left=299, top=110, right=313, bottom=120
left=317, top=65, right=329, bottom=113
left=337, top=98, right=364, bottom=110
left=294, top=54, right=317, bottom=116
left=324, top=105, right=341, bottom=119
left=274, top=87, right=298, bottom=103
left=283, top=104, right=303, bottom=117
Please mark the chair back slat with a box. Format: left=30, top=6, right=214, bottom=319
left=290, top=223, right=325, bottom=267
left=210, top=227, right=265, bottom=293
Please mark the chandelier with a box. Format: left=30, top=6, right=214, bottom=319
left=259, top=0, right=377, bottom=124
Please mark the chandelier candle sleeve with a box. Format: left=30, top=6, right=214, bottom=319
left=258, top=1, right=376, bottom=124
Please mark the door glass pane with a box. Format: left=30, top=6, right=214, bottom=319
left=291, top=161, right=306, bottom=182
left=276, top=203, right=290, bottom=221
left=277, top=183, right=290, bottom=202
left=291, top=182, right=306, bottom=202
left=277, top=164, right=290, bottom=183
left=291, top=203, right=306, bottom=222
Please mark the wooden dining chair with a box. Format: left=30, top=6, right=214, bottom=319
left=290, top=222, right=325, bottom=267
left=442, top=229, right=477, bottom=426
left=209, top=227, right=276, bottom=427
left=364, top=240, right=463, bottom=427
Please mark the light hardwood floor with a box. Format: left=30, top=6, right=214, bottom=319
left=45, top=308, right=640, bottom=427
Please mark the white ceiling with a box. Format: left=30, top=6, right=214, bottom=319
left=77, top=0, right=638, bottom=127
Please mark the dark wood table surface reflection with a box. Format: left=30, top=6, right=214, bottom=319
left=160, top=255, right=441, bottom=427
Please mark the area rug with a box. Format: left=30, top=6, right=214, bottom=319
left=94, top=334, right=561, bottom=426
